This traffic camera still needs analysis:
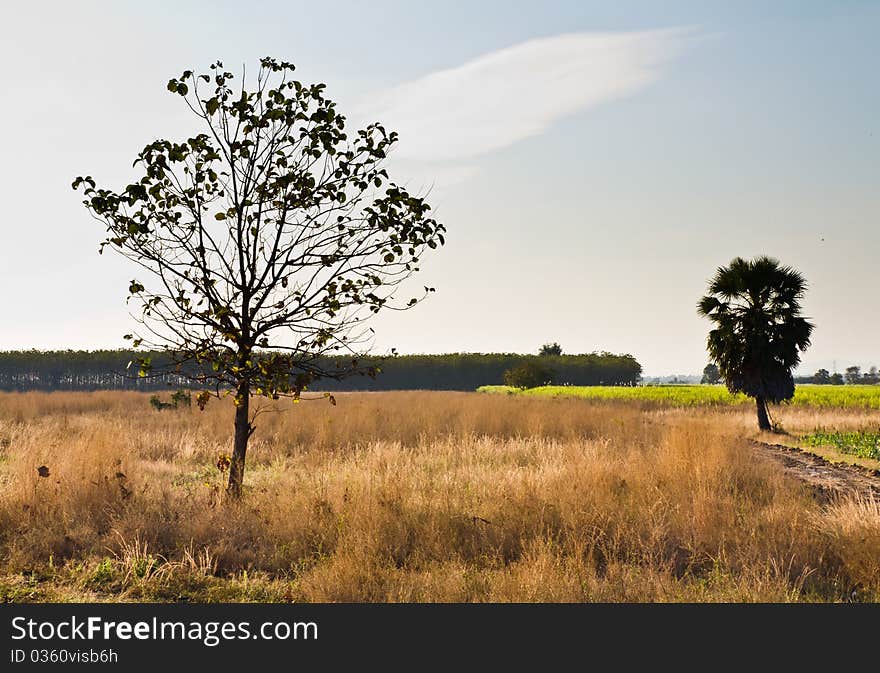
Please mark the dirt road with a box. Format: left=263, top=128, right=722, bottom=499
left=750, top=439, right=880, bottom=501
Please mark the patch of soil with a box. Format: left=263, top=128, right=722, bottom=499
left=749, top=439, right=880, bottom=502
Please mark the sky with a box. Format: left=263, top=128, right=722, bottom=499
left=0, top=0, right=877, bottom=376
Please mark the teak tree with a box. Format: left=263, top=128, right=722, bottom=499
left=698, top=256, right=813, bottom=431
left=74, top=58, right=446, bottom=497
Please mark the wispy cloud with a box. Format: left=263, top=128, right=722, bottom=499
left=357, top=29, right=692, bottom=163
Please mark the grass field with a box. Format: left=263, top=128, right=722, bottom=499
left=1, top=390, right=879, bottom=603
left=479, top=383, right=880, bottom=409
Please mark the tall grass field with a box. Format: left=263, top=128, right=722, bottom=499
left=1, top=390, right=879, bottom=602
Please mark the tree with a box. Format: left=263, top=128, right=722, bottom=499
left=813, top=368, right=831, bottom=384
left=844, top=365, right=862, bottom=385
left=866, top=366, right=879, bottom=384
left=830, top=372, right=844, bottom=385
left=697, top=256, right=813, bottom=431
left=73, top=58, right=446, bottom=497
left=701, top=363, right=721, bottom=384
left=504, top=360, right=555, bottom=389
left=538, top=342, right=562, bottom=356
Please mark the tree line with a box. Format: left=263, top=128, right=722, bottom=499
left=0, top=349, right=642, bottom=392
left=796, top=365, right=879, bottom=385
left=704, top=362, right=879, bottom=387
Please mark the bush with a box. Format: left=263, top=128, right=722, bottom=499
left=150, top=389, right=191, bottom=411
left=149, top=394, right=171, bottom=411
left=171, top=389, right=191, bottom=407
left=503, top=361, right=555, bottom=389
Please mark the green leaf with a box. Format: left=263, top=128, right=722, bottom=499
left=214, top=212, right=226, bottom=220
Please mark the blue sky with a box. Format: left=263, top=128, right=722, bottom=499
left=0, top=1, right=877, bottom=375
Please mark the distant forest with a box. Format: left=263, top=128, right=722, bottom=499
left=795, top=365, right=879, bottom=386
left=0, top=350, right=642, bottom=392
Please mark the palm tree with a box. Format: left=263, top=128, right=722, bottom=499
left=698, top=256, right=814, bottom=431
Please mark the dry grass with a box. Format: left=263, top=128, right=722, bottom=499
left=0, top=390, right=878, bottom=602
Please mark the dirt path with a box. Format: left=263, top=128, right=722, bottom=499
left=749, top=439, right=880, bottom=501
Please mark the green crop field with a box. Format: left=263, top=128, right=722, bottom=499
left=801, top=429, right=880, bottom=460
left=478, top=384, right=880, bottom=409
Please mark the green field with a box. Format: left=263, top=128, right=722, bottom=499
left=477, top=384, right=880, bottom=409
left=801, top=429, right=880, bottom=460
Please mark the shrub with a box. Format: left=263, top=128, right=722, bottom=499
left=150, top=389, right=190, bottom=411
left=149, top=394, right=171, bottom=411
left=171, top=389, right=191, bottom=408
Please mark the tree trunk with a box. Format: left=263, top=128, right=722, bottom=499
left=227, top=379, right=251, bottom=498
left=755, top=395, right=771, bottom=432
